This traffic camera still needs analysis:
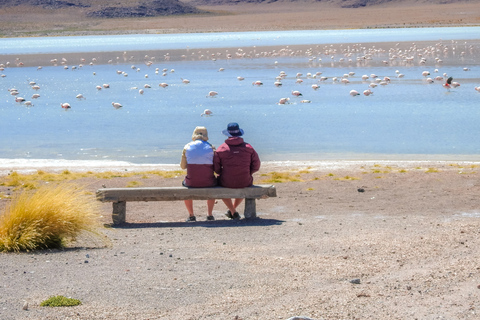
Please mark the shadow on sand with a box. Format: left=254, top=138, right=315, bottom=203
left=107, top=217, right=285, bottom=229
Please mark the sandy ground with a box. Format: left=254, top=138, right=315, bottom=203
left=1, top=2, right=480, bottom=319
left=1, top=160, right=480, bottom=319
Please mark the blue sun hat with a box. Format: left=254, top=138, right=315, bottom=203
left=222, top=122, right=244, bottom=137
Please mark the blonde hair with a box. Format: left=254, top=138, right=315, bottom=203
left=192, top=126, right=209, bottom=141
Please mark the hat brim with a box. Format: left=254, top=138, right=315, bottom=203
left=222, top=128, right=244, bottom=137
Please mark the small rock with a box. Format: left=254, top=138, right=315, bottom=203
left=22, top=301, right=28, bottom=310
left=357, top=188, right=365, bottom=192
left=350, top=279, right=361, bottom=284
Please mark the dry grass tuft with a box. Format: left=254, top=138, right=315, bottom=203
left=258, top=171, right=303, bottom=183
left=0, top=183, right=102, bottom=252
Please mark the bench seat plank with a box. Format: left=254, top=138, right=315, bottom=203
left=96, top=185, right=276, bottom=202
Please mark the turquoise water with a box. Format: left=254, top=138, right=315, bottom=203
left=1, top=28, right=480, bottom=164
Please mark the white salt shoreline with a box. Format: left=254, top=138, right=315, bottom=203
left=1, top=158, right=479, bottom=176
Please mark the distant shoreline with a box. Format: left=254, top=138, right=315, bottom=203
left=2, top=158, right=480, bottom=176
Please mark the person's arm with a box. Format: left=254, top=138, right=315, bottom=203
left=213, top=151, right=221, bottom=175
left=250, top=148, right=261, bottom=174
left=180, top=148, right=187, bottom=170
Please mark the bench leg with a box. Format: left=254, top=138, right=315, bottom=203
left=244, top=198, right=256, bottom=219
left=112, top=201, right=126, bottom=224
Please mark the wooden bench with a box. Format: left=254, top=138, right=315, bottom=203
left=96, top=185, right=277, bottom=224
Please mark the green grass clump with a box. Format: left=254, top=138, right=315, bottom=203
left=0, top=183, right=101, bottom=252
left=40, top=295, right=81, bottom=307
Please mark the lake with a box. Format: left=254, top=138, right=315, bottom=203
left=1, top=27, right=479, bottom=166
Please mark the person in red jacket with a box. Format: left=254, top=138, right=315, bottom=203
left=181, top=126, right=217, bottom=222
left=214, top=122, right=261, bottom=219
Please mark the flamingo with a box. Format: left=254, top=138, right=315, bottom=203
left=422, top=71, right=430, bottom=77
left=291, top=90, right=302, bottom=97
left=103, top=84, right=110, bottom=88
left=181, top=78, right=190, bottom=84
left=300, top=100, right=311, bottom=103
left=76, top=94, right=85, bottom=100
left=278, top=97, right=290, bottom=105
left=159, top=83, right=168, bottom=88
left=349, top=90, right=360, bottom=96
left=201, top=109, right=213, bottom=117
left=274, top=81, right=282, bottom=87
left=443, top=77, right=453, bottom=90
left=24, top=101, right=33, bottom=107
left=311, top=84, right=320, bottom=90
left=207, top=91, right=218, bottom=97
left=61, top=103, right=71, bottom=109
left=139, top=89, right=144, bottom=95
left=252, top=80, right=263, bottom=86
left=15, top=97, right=25, bottom=103
left=112, top=102, right=123, bottom=109
left=237, top=76, right=245, bottom=81
left=475, top=86, right=480, bottom=92
left=363, top=89, right=373, bottom=96
left=32, top=94, right=40, bottom=99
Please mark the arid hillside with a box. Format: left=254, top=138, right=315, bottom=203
left=0, top=0, right=479, bottom=37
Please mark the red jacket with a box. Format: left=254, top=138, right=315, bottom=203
left=213, top=137, right=261, bottom=188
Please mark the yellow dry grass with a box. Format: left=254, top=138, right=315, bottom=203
left=0, top=170, right=185, bottom=191
left=0, top=183, right=102, bottom=252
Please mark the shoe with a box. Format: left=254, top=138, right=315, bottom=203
left=207, top=215, right=215, bottom=221
left=186, top=216, right=196, bottom=222
left=225, top=210, right=233, bottom=219
left=232, top=212, right=241, bottom=220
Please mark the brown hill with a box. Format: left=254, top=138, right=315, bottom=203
left=0, top=0, right=478, bottom=37
left=0, top=0, right=202, bottom=18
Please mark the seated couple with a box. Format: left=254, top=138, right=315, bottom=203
left=180, top=122, right=261, bottom=222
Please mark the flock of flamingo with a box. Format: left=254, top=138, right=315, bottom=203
left=1, top=40, right=479, bottom=114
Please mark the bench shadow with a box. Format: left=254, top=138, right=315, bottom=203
left=108, top=217, right=285, bottom=229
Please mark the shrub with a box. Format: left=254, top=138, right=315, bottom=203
left=0, top=183, right=102, bottom=252
left=40, top=295, right=81, bottom=307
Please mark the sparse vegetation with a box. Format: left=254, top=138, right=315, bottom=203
left=0, top=183, right=102, bottom=252
left=126, top=181, right=142, bottom=187
left=334, top=175, right=360, bottom=181
left=0, top=170, right=185, bottom=191
left=258, top=171, right=303, bottom=183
